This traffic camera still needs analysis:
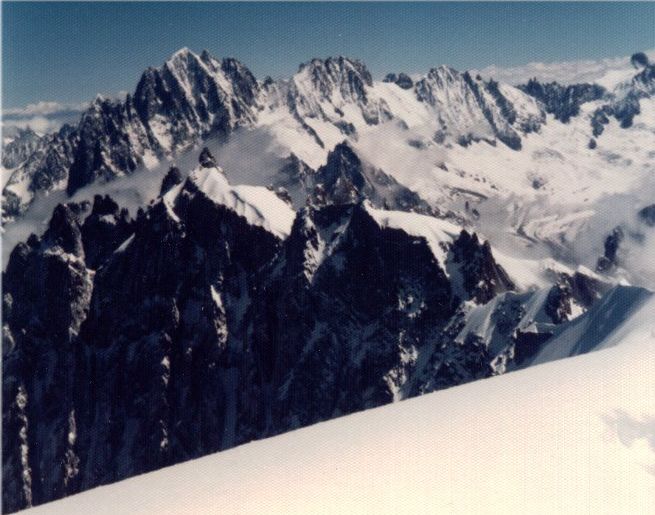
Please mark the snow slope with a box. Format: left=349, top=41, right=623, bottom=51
left=179, top=165, right=296, bottom=238
left=24, top=297, right=655, bottom=515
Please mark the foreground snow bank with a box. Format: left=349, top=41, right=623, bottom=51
left=26, top=299, right=655, bottom=514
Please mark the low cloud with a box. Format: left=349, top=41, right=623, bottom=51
left=2, top=91, right=130, bottom=137
left=2, top=100, right=89, bottom=136
left=471, top=49, right=655, bottom=87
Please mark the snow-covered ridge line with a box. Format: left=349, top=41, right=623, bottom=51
left=2, top=45, right=605, bottom=220
left=365, top=203, right=462, bottom=264
left=179, top=164, right=296, bottom=238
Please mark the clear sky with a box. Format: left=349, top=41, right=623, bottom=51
left=3, top=1, right=655, bottom=108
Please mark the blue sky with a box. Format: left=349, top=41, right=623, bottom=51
left=3, top=1, right=655, bottom=108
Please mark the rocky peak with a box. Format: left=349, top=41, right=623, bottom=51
left=590, top=59, right=654, bottom=138
left=310, top=143, right=434, bottom=214
left=3, top=200, right=92, bottom=336
left=81, top=195, right=134, bottom=270
left=42, top=203, right=87, bottom=257
left=2, top=127, right=42, bottom=169
left=631, top=52, right=650, bottom=69
left=300, top=56, right=373, bottom=86
left=2, top=200, right=97, bottom=511
left=250, top=201, right=457, bottom=426
left=66, top=99, right=143, bottom=195
left=426, top=65, right=461, bottom=84
left=220, top=57, right=260, bottom=106
left=383, top=72, right=414, bottom=89
left=294, top=56, right=373, bottom=111
left=198, top=146, right=218, bottom=168
left=414, top=65, right=541, bottom=150
left=317, top=142, right=365, bottom=195
left=2, top=122, right=80, bottom=220
left=160, top=165, right=184, bottom=196
left=448, top=230, right=515, bottom=304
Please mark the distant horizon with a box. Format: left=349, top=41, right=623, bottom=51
left=3, top=2, right=655, bottom=109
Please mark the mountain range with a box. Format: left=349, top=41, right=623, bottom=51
left=2, top=48, right=654, bottom=512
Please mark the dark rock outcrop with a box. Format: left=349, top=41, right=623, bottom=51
left=198, top=147, right=218, bottom=169
left=1, top=128, right=43, bottom=169
left=308, top=142, right=436, bottom=214
left=384, top=72, right=414, bottom=89
left=518, top=79, right=606, bottom=123
left=597, top=226, right=624, bottom=272
left=80, top=195, right=134, bottom=270
left=159, top=166, right=184, bottom=196
left=638, top=204, right=655, bottom=226
left=447, top=230, right=515, bottom=304
left=2, top=203, right=94, bottom=511
left=2, top=163, right=519, bottom=511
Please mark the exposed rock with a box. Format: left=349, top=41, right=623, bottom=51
left=198, top=147, right=218, bottom=168
left=596, top=227, right=624, bottom=272
left=447, top=230, right=515, bottom=304
left=308, top=142, right=436, bottom=214
left=383, top=72, right=414, bottom=89
left=518, top=79, right=606, bottom=123
left=631, top=52, right=650, bottom=69
left=80, top=195, right=134, bottom=270
left=638, top=204, right=655, bottom=226
left=2, top=203, right=93, bottom=510
left=159, top=166, right=184, bottom=196
left=1, top=128, right=43, bottom=169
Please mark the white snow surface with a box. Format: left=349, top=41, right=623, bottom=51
left=365, top=203, right=462, bottom=265
left=184, top=165, right=296, bottom=238
left=24, top=296, right=655, bottom=515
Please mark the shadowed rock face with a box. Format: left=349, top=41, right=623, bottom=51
left=301, top=142, right=436, bottom=215
left=448, top=230, right=515, bottom=304
left=384, top=72, right=414, bottom=89
left=597, top=227, right=624, bottom=272
left=159, top=166, right=184, bottom=196
left=1, top=152, right=521, bottom=511
left=2, top=203, right=95, bottom=512
left=81, top=195, right=134, bottom=270
left=638, top=204, right=655, bottom=226
left=249, top=204, right=457, bottom=433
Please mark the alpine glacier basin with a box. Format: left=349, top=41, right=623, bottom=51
left=23, top=297, right=655, bottom=515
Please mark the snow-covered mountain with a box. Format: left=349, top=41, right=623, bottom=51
left=2, top=128, right=44, bottom=170
left=4, top=49, right=654, bottom=284
left=20, top=294, right=655, bottom=515
left=3, top=48, right=655, bottom=512
left=0, top=48, right=560, bottom=218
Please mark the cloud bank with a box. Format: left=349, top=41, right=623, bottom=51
left=2, top=101, right=89, bottom=136
left=471, top=49, right=655, bottom=87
